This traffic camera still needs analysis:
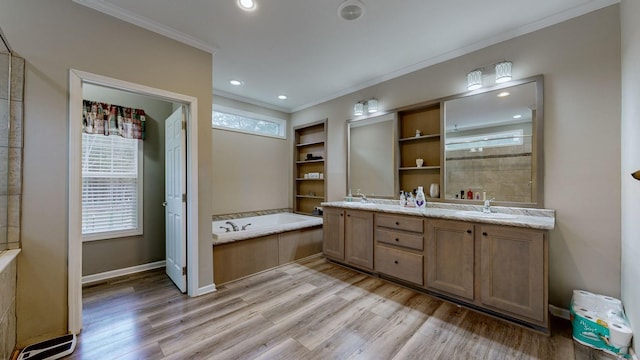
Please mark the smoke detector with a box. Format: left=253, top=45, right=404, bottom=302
left=338, top=0, right=365, bottom=21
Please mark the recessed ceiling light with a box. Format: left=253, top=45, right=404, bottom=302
left=237, top=0, right=257, bottom=11
left=497, top=91, right=510, bottom=97
left=513, top=114, right=522, bottom=119
left=230, top=80, right=243, bottom=86
left=338, top=0, right=365, bottom=21
left=278, top=95, right=288, bottom=100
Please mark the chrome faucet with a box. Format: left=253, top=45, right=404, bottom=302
left=355, top=189, right=368, bottom=203
left=482, top=198, right=495, bottom=213
left=219, top=226, right=231, bottom=233
left=225, top=221, right=239, bottom=231
left=241, top=223, right=252, bottom=231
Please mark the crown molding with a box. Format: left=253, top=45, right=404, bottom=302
left=290, top=0, right=620, bottom=113
left=72, top=0, right=217, bottom=54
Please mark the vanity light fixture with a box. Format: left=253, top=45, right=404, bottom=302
left=367, top=99, right=378, bottom=113
left=467, top=69, right=482, bottom=90
left=353, top=102, right=364, bottom=116
left=495, top=61, right=513, bottom=83
left=237, top=0, right=257, bottom=11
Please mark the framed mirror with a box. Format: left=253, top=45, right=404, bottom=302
left=347, top=113, right=397, bottom=198
left=443, top=75, right=544, bottom=207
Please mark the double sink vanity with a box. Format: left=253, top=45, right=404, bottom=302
left=322, top=201, right=555, bottom=332
left=321, top=74, right=555, bottom=332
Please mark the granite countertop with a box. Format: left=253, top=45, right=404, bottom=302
left=321, top=200, right=555, bottom=230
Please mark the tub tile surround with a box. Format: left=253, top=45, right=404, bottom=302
left=321, top=200, right=555, bottom=230
left=0, top=54, right=24, bottom=251
left=211, top=208, right=292, bottom=221
left=0, top=249, right=20, bottom=360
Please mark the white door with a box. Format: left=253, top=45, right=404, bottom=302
left=165, top=107, right=187, bottom=292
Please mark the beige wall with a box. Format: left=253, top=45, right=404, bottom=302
left=292, top=6, right=622, bottom=308
left=620, top=0, right=640, bottom=352
left=0, top=0, right=213, bottom=346
left=81, top=84, right=173, bottom=276
left=212, top=95, right=290, bottom=215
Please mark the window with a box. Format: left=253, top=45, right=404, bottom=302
left=445, top=129, right=524, bottom=152
left=82, top=133, right=143, bottom=241
left=212, top=105, right=286, bottom=139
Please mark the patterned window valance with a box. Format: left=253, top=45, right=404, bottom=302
left=82, top=100, right=146, bottom=140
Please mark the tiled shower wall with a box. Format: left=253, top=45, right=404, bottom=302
left=0, top=53, right=24, bottom=251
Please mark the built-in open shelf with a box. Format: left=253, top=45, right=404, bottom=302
left=294, top=119, right=327, bottom=214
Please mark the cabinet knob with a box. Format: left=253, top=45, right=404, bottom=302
left=340, top=213, right=343, bottom=217
left=394, top=260, right=398, bottom=264
left=347, top=214, right=351, bottom=217
left=482, top=232, right=488, bottom=236
left=466, top=229, right=472, bottom=234
left=395, top=238, right=399, bottom=242
left=395, top=221, right=400, bottom=226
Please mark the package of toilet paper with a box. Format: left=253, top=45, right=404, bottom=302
left=571, top=290, right=633, bottom=357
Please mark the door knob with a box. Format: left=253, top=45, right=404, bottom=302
left=162, top=201, right=168, bottom=207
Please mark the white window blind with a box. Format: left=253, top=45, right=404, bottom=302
left=82, top=133, right=143, bottom=241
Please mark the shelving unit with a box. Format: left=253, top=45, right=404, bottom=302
left=294, top=119, right=327, bottom=216
left=397, top=103, right=443, bottom=198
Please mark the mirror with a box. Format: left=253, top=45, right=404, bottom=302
left=347, top=113, right=397, bottom=198
left=443, top=76, right=543, bottom=206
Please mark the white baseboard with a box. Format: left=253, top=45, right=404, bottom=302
left=195, top=284, right=217, bottom=296
left=549, top=304, right=571, bottom=320
left=82, top=260, right=165, bottom=285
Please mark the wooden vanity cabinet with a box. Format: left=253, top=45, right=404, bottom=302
left=322, top=207, right=345, bottom=260
left=425, top=219, right=474, bottom=301
left=345, top=210, right=374, bottom=270
left=323, top=208, right=374, bottom=270
left=478, top=224, right=547, bottom=325
left=374, top=214, right=424, bottom=285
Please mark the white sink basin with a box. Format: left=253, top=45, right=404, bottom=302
left=455, top=210, right=518, bottom=219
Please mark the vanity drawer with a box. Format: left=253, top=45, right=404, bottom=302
left=374, top=245, right=423, bottom=285
left=376, top=214, right=424, bottom=233
left=375, top=228, right=423, bottom=251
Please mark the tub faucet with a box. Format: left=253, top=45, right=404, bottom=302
left=241, top=223, right=252, bottom=231
left=225, top=221, right=239, bottom=231
left=219, top=226, right=231, bottom=233
left=482, top=198, right=495, bottom=213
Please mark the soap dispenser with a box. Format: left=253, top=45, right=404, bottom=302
left=415, top=186, right=426, bottom=208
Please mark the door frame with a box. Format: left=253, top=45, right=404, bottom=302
left=68, top=69, right=201, bottom=334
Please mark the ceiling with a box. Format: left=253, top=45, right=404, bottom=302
left=74, top=0, right=618, bottom=113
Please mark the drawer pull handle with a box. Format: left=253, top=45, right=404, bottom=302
left=394, top=260, right=398, bottom=264
left=467, top=230, right=472, bottom=234
left=395, top=221, right=400, bottom=226
left=482, top=232, right=488, bottom=236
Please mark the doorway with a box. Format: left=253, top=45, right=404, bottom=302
left=68, top=69, right=201, bottom=334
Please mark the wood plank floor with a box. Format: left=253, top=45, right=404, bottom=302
left=65, top=256, right=616, bottom=360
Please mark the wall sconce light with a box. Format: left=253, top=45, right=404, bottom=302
left=367, top=99, right=378, bottom=113
left=467, top=70, right=482, bottom=90
left=353, top=102, right=364, bottom=116
left=495, top=61, right=513, bottom=83
left=353, top=99, right=379, bottom=116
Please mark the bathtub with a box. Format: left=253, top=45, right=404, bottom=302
left=212, top=212, right=323, bottom=245
left=212, top=212, right=324, bottom=284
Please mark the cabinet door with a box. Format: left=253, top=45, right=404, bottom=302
left=426, top=219, right=474, bottom=300
left=345, top=210, right=374, bottom=270
left=479, top=225, right=545, bottom=323
left=322, top=208, right=344, bottom=260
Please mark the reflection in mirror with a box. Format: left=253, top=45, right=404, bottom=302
left=444, top=79, right=541, bottom=205
left=348, top=113, right=396, bottom=198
